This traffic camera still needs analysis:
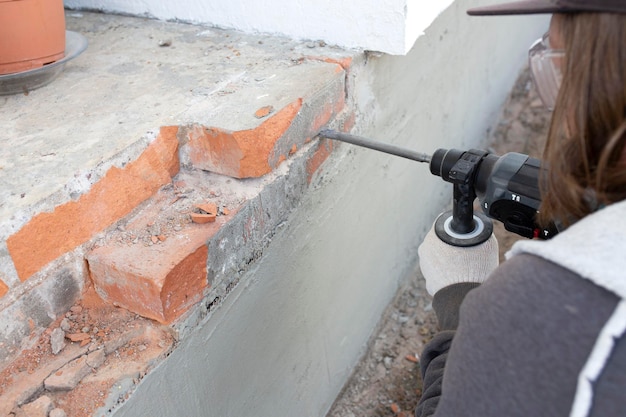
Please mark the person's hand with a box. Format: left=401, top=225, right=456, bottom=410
left=418, top=223, right=499, bottom=296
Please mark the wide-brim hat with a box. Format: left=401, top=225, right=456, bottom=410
left=467, top=0, right=626, bottom=15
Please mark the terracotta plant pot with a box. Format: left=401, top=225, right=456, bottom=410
left=0, top=0, right=66, bottom=75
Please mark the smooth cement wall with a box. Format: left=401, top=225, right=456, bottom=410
left=108, top=2, right=548, bottom=416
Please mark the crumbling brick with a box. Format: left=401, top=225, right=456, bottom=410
left=185, top=99, right=303, bottom=178
left=86, top=216, right=218, bottom=323
left=6, top=127, right=180, bottom=282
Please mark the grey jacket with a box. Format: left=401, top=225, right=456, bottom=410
left=416, top=199, right=626, bottom=417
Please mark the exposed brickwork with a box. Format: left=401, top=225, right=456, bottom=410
left=6, top=127, right=180, bottom=282
left=311, top=94, right=346, bottom=135
left=85, top=185, right=232, bottom=324
left=0, top=278, right=8, bottom=298
left=307, top=139, right=335, bottom=183
left=87, top=234, right=210, bottom=324
left=186, top=99, right=303, bottom=178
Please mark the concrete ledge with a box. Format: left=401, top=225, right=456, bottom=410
left=0, top=8, right=357, bottom=387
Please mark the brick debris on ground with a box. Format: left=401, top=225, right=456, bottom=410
left=326, top=67, right=550, bottom=417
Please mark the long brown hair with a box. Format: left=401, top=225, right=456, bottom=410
left=539, top=12, right=626, bottom=228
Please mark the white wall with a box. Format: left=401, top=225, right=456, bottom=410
left=64, top=0, right=453, bottom=55
left=107, top=2, right=548, bottom=416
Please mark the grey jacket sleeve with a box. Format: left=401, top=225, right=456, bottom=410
left=415, top=254, right=625, bottom=417
left=415, top=283, right=479, bottom=417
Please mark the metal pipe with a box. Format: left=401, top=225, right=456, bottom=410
left=318, top=129, right=431, bottom=164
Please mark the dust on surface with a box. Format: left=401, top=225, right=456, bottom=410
left=326, top=68, right=550, bottom=417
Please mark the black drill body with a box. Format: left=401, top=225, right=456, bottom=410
left=318, top=130, right=558, bottom=245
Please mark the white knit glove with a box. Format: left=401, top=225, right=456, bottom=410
left=418, top=223, right=499, bottom=296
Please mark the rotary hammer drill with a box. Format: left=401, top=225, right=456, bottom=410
left=318, top=130, right=558, bottom=247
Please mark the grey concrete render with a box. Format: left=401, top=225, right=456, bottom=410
left=0, top=4, right=549, bottom=417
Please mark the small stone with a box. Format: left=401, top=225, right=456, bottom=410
left=70, top=306, right=82, bottom=314
left=81, top=326, right=90, bottom=333
left=60, top=318, right=71, bottom=332
left=50, top=328, right=66, bottom=355
left=383, top=356, right=393, bottom=369
left=86, top=349, right=106, bottom=369
left=50, top=408, right=68, bottom=417
left=21, top=395, right=53, bottom=416
left=66, top=333, right=90, bottom=342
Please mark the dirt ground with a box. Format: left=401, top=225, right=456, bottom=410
left=325, top=68, right=550, bottom=417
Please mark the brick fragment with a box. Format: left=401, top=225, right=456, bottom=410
left=191, top=202, right=218, bottom=223
left=306, top=139, right=334, bottom=183
left=190, top=213, right=216, bottom=224
left=7, top=126, right=180, bottom=282
left=66, top=333, right=90, bottom=343
left=405, top=354, right=419, bottom=363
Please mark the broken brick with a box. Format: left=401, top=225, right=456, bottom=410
left=6, top=126, right=180, bottom=282
left=86, top=210, right=222, bottom=323
left=190, top=213, right=216, bottom=224
left=185, top=99, right=302, bottom=178
left=66, top=333, right=91, bottom=343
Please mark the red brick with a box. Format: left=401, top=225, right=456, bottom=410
left=7, top=127, right=180, bottom=282
left=0, top=278, right=8, bottom=298
left=85, top=200, right=233, bottom=323
left=186, top=99, right=302, bottom=178
left=88, top=235, right=209, bottom=324
left=307, top=139, right=334, bottom=183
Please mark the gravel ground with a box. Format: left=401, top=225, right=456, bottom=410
left=326, top=67, right=550, bottom=417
